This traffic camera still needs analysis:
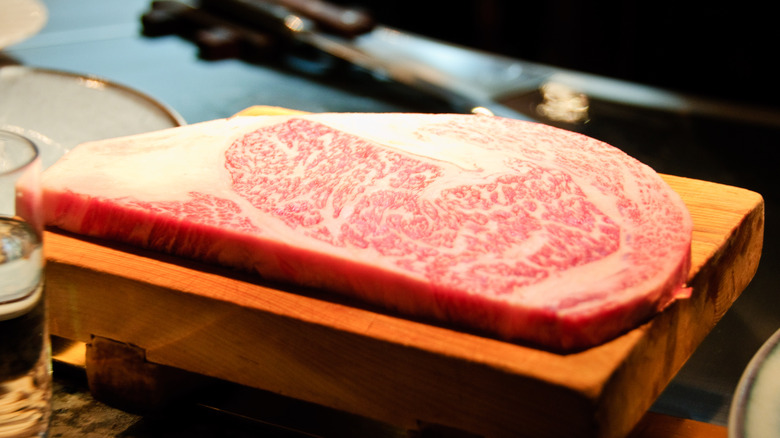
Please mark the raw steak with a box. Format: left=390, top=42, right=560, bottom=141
left=41, top=113, right=692, bottom=350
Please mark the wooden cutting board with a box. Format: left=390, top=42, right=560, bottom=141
left=42, top=110, right=765, bottom=438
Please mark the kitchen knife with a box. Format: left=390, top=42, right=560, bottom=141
left=198, top=0, right=535, bottom=119
left=200, top=0, right=780, bottom=127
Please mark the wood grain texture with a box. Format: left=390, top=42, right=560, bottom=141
left=43, top=168, right=764, bottom=437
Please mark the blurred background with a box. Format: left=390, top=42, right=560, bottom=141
left=336, top=0, right=779, bottom=109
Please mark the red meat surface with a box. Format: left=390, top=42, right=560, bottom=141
left=42, top=113, right=692, bottom=350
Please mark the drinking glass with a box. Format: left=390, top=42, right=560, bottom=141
left=0, top=130, right=50, bottom=437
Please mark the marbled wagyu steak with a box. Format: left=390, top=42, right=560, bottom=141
left=41, top=113, right=693, bottom=350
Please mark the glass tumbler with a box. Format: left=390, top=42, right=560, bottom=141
left=0, top=130, right=51, bottom=437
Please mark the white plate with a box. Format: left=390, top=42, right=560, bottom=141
left=0, top=65, right=185, bottom=169
left=0, top=0, right=48, bottom=49
left=729, top=327, right=780, bottom=438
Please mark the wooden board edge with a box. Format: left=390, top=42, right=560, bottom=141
left=595, top=181, right=764, bottom=438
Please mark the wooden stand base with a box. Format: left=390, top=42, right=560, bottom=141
left=54, top=337, right=729, bottom=437
left=84, top=336, right=211, bottom=414
left=43, top=107, right=764, bottom=437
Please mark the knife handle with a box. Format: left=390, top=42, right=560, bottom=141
left=202, top=0, right=298, bottom=35
left=201, top=0, right=374, bottom=38
left=271, top=0, right=375, bottom=37
left=143, top=1, right=278, bottom=60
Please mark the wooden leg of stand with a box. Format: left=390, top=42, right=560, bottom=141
left=85, top=336, right=209, bottom=414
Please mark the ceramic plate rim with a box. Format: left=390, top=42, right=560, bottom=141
left=729, top=327, right=780, bottom=438
left=0, top=65, right=186, bottom=168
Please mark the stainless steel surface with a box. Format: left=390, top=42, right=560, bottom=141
left=2, top=0, right=779, bottom=433
left=345, top=25, right=780, bottom=127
